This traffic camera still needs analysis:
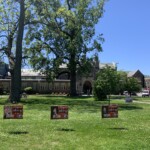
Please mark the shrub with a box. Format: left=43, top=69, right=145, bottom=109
left=0, top=88, right=3, bottom=94
left=93, top=66, right=120, bottom=101
left=24, top=87, right=33, bottom=94
left=93, top=83, right=107, bottom=101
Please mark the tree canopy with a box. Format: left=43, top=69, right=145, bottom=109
left=94, top=68, right=142, bottom=100
left=94, top=66, right=120, bottom=100
left=24, top=0, right=106, bottom=96
left=0, top=0, right=107, bottom=99
left=0, top=0, right=25, bottom=102
left=125, top=77, right=141, bottom=96
left=0, top=0, right=20, bottom=68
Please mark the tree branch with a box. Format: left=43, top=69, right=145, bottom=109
left=0, top=47, right=7, bottom=52
left=0, top=51, right=6, bottom=57
left=67, top=0, right=71, bottom=10
left=22, top=55, right=31, bottom=59
left=0, top=35, right=8, bottom=39
left=24, top=20, right=48, bottom=26
left=34, top=37, right=69, bottom=61
left=54, top=17, right=72, bottom=38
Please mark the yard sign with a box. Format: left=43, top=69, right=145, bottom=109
left=102, top=105, right=118, bottom=118
left=51, top=106, right=68, bottom=119
left=4, top=105, right=23, bottom=119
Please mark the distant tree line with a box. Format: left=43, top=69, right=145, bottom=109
left=94, top=66, right=141, bottom=101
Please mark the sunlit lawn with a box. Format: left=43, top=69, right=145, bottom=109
left=0, top=95, right=150, bottom=150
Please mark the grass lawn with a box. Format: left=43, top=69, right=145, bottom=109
left=0, top=95, right=150, bottom=150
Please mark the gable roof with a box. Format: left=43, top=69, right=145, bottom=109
left=127, top=71, right=137, bottom=77
left=127, top=70, right=144, bottom=77
left=21, top=69, right=43, bottom=76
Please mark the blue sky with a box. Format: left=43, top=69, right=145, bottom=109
left=96, top=0, right=150, bottom=75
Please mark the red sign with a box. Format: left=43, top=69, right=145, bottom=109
left=51, top=106, right=68, bottom=119
left=4, top=105, right=23, bottom=119
left=102, top=105, right=118, bottom=118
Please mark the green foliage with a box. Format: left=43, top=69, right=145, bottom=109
left=0, top=0, right=35, bottom=66
left=94, top=66, right=120, bottom=100
left=0, top=0, right=20, bottom=61
left=77, top=57, right=93, bottom=76
left=117, top=71, right=128, bottom=94
left=24, top=87, right=33, bottom=94
left=24, top=0, right=107, bottom=96
left=125, top=77, right=142, bottom=95
left=0, top=0, right=27, bottom=103
left=94, top=68, right=142, bottom=100
left=93, top=83, right=107, bottom=100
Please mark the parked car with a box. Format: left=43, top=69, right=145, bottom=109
left=142, top=90, right=149, bottom=97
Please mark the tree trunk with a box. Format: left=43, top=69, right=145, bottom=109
left=69, top=54, right=77, bottom=96
left=10, top=0, right=25, bottom=103
left=70, top=68, right=77, bottom=96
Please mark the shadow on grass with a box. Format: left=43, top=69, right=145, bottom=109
left=0, top=95, right=143, bottom=113
left=119, top=105, right=143, bottom=110
left=0, top=96, right=9, bottom=105
left=23, top=98, right=102, bottom=113
left=12, top=95, right=104, bottom=113
left=0, top=101, right=6, bottom=105
left=40, top=95, right=92, bottom=99
left=108, top=127, right=128, bottom=130
left=9, top=131, right=29, bottom=135
left=57, top=128, right=75, bottom=132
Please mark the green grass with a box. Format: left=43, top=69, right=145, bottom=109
left=0, top=95, right=150, bottom=150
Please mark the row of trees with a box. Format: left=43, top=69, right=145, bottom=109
left=94, top=66, right=142, bottom=100
left=0, top=0, right=107, bottom=103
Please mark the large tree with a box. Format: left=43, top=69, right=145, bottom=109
left=11, top=0, right=25, bottom=103
left=0, top=0, right=19, bottom=74
left=25, top=0, right=106, bottom=96
left=0, top=0, right=25, bottom=103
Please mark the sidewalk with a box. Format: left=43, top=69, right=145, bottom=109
left=133, top=100, right=150, bottom=104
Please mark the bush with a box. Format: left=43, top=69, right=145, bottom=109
left=0, top=88, right=3, bottom=94
left=24, top=87, right=33, bottom=94
left=93, top=66, right=120, bottom=101
left=93, top=84, right=107, bottom=101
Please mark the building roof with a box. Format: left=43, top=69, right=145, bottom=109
left=59, top=64, right=67, bottom=68
left=99, top=62, right=117, bottom=69
left=127, top=71, right=137, bottom=77
left=21, top=69, right=44, bottom=76
left=127, top=70, right=144, bottom=77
